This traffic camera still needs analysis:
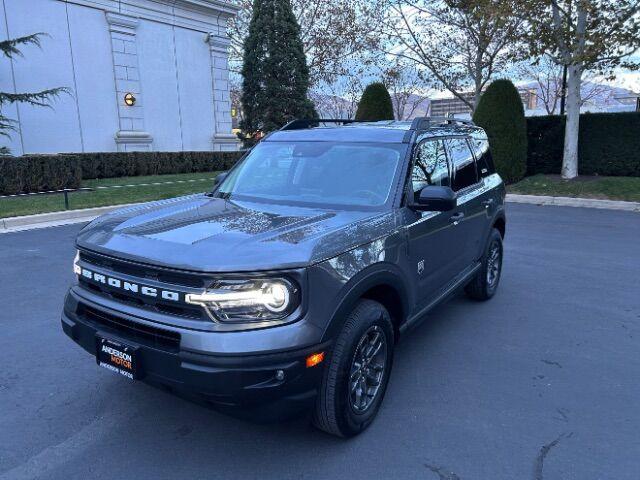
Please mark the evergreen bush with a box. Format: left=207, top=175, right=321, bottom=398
left=240, top=0, right=317, bottom=141
left=473, top=79, right=528, bottom=184
left=355, top=83, right=395, bottom=121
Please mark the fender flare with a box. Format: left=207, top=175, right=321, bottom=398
left=321, top=262, right=411, bottom=343
left=490, top=207, right=507, bottom=238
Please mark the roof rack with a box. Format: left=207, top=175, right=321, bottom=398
left=278, top=116, right=474, bottom=133
left=410, top=115, right=475, bottom=130
left=280, top=119, right=359, bottom=131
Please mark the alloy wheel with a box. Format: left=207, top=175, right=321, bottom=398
left=348, top=325, right=387, bottom=414
left=486, top=240, right=502, bottom=288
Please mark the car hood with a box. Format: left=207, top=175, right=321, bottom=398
left=76, top=194, right=398, bottom=272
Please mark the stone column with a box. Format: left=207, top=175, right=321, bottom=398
left=207, top=32, right=238, bottom=151
left=106, top=12, right=153, bottom=151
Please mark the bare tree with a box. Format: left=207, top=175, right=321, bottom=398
left=517, top=0, right=640, bottom=179
left=229, top=75, right=244, bottom=126
left=382, top=0, right=523, bottom=111
left=229, top=0, right=387, bottom=85
left=310, top=75, right=364, bottom=119
left=381, top=61, right=430, bottom=120
left=518, top=56, right=610, bottom=114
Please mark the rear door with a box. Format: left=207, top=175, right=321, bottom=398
left=444, top=137, right=486, bottom=268
left=404, top=138, right=466, bottom=309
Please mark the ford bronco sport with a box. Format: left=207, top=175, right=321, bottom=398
left=62, top=117, right=506, bottom=437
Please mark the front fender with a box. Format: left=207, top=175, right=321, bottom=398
left=314, top=261, right=411, bottom=343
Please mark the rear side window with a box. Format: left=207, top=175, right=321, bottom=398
left=446, top=138, right=478, bottom=191
left=471, top=138, right=495, bottom=178
left=411, top=139, right=450, bottom=197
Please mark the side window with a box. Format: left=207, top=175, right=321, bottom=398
left=470, top=137, right=495, bottom=178
left=411, top=140, right=450, bottom=197
left=446, top=138, right=478, bottom=191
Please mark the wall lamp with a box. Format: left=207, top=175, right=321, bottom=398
left=124, top=93, right=136, bottom=106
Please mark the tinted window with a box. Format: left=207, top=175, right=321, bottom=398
left=218, top=141, right=406, bottom=207
left=470, top=138, right=495, bottom=178
left=446, top=138, right=478, bottom=191
left=411, top=140, right=450, bottom=197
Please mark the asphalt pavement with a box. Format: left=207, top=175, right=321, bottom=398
left=1, top=203, right=639, bottom=480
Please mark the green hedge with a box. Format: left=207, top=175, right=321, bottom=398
left=527, top=112, right=640, bottom=177
left=0, top=151, right=243, bottom=195
left=0, top=154, right=82, bottom=195
left=77, top=151, right=242, bottom=180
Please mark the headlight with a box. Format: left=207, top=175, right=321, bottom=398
left=73, top=250, right=81, bottom=275
left=186, top=278, right=300, bottom=322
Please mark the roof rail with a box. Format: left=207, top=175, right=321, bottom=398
left=280, top=119, right=359, bottom=131
left=410, top=115, right=475, bottom=131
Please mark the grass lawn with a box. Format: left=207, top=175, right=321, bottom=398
left=508, top=174, right=640, bottom=203
left=0, top=171, right=221, bottom=219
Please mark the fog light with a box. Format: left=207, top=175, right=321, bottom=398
left=306, top=352, right=325, bottom=368
left=275, top=370, right=285, bottom=381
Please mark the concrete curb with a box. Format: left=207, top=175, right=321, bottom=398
left=0, top=203, right=143, bottom=234
left=2, top=194, right=639, bottom=234
left=506, top=194, right=640, bottom=212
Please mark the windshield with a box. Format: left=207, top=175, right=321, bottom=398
left=217, top=141, right=406, bottom=208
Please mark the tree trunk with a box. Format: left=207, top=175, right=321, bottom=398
left=561, top=64, right=582, bottom=180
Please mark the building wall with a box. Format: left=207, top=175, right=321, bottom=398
left=0, top=0, right=238, bottom=155
left=430, top=88, right=537, bottom=118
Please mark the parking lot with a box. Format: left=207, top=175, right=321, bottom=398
left=1, top=203, right=639, bottom=480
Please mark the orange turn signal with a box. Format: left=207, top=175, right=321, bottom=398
left=306, top=352, right=325, bottom=368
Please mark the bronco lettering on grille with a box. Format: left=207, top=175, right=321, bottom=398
left=80, top=268, right=180, bottom=302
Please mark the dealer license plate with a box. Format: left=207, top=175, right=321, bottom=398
left=96, top=336, right=138, bottom=380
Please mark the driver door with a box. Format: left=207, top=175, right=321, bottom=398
left=405, top=139, right=466, bottom=310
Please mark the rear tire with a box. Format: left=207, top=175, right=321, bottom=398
left=465, top=228, right=503, bottom=301
left=312, top=299, right=394, bottom=438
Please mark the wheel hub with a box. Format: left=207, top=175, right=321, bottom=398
left=349, top=325, right=387, bottom=413
left=486, top=240, right=502, bottom=287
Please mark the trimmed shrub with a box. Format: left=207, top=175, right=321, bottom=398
left=0, top=151, right=243, bottom=195
left=0, top=154, right=82, bottom=195
left=527, top=112, right=640, bottom=177
left=355, top=82, right=395, bottom=121
left=473, top=79, right=528, bottom=184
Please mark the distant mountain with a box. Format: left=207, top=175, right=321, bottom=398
left=518, top=80, right=638, bottom=114
left=312, top=92, right=431, bottom=120
left=312, top=81, right=638, bottom=120
left=391, top=93, right=431, bottom=120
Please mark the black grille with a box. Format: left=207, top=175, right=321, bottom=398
left=79, top=250, right=207, bottom=288
left=80, top=305, right=181, bottom=351
left=78, top=249, right=207, bottom=320
left=78, top=278, right=204, bottom=320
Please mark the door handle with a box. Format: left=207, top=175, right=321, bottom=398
left=449, top=212, right=464, bottom=225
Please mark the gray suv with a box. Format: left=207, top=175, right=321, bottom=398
left=62, top=117, right=506, bottom=437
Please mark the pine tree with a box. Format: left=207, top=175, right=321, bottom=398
left=240, top=0, right=316, bottom=141
left=355, top=82, right=395, bottom=121
left=0, top=34, right=68, bottom=154
left=473, top=79, right=527, bottom=184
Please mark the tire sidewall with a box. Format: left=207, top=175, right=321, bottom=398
left=332, top=303, right=394, bottom=436
left=483, top=229, right=503, bottom=297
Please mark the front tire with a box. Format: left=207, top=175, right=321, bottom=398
left=313, top=299, right=394, bottom=438
left=465, top=228, right=503, bottom=301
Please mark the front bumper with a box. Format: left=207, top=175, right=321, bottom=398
left=61, top=289, right=329, bottom=414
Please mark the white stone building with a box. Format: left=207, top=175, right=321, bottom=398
left=0, top=0, right=239, bottom=154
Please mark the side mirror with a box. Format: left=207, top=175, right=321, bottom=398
left=214, top=172, right=228, bottom=186
left=412, top=186, right=457, bottom=212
